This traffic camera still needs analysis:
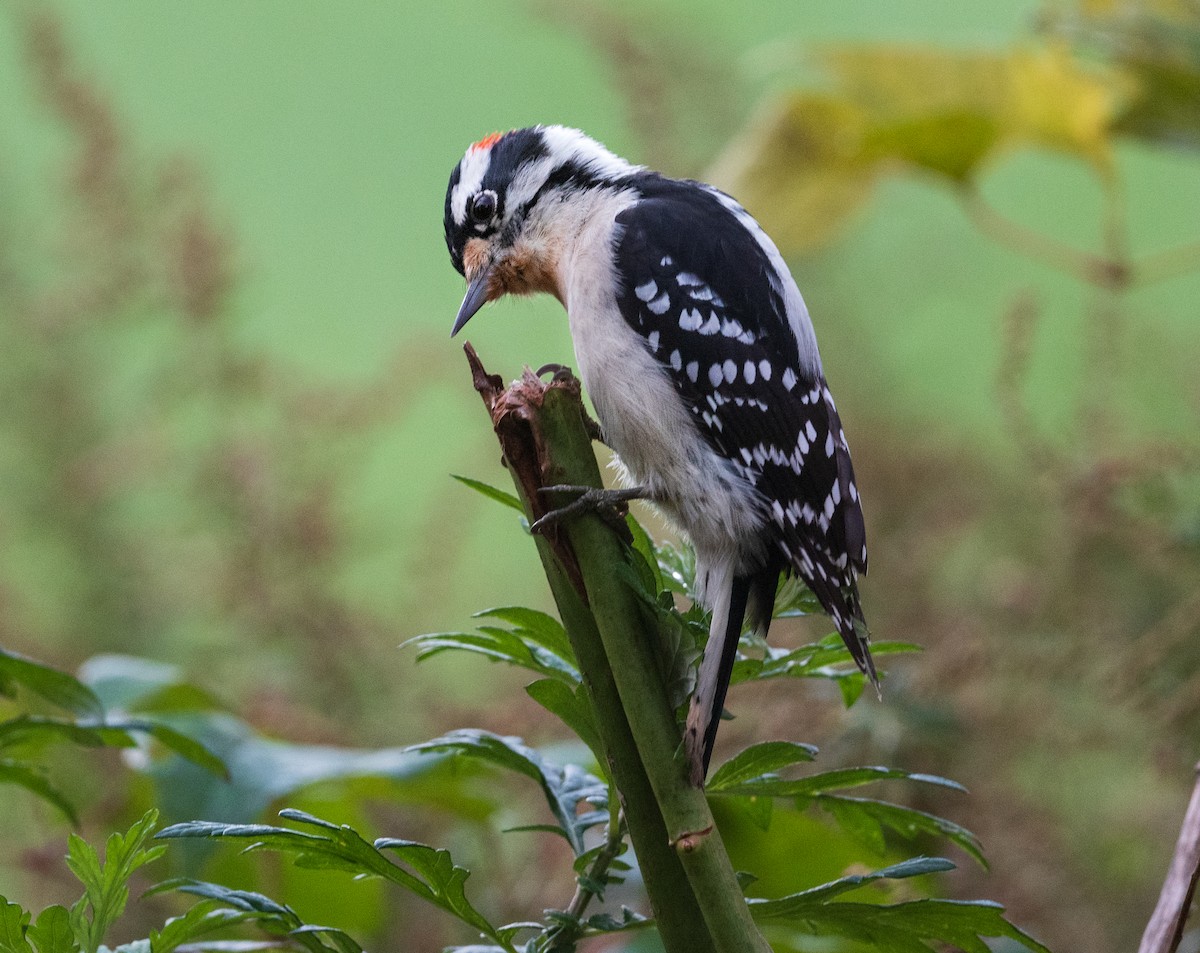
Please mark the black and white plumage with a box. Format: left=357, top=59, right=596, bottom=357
left=444, top=125, right=876, bottom=786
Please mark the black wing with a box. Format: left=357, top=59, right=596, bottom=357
left=613, top=179, right=869, bottom=644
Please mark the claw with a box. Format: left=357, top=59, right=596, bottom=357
left=535, top=362, right=574, bottom=383
left=531, top=485, right=649, bottom=534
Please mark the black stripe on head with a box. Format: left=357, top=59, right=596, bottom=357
left=443, top=161, right=465, bottom=272
left=444, top=127, right=551, bottom=276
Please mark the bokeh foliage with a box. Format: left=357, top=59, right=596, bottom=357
left=0, top=0, right=1198, bottom=951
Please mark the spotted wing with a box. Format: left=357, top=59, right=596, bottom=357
left=613, top=184, right=868, bottom=636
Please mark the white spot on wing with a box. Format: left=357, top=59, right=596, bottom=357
left=669, top=349, right=682, bottom=371
left=677, top=272, right=703, bottom=288
left=686, top=361, right=699, bottom=383
left=743, top=361, right=756, bottom=385
left=708, top=364, right=724, bottom=387
left=679, top=308, right=703, bottom=331
left=699, top=313, right=721, bottom=335
left=647, top=330, right=660, bottom=351
left=782, top=367, right=797, bottom=391
left=635, top=280, right=658, bottom=302
left=647, top=292, right=670, bottom=315
left=759, top=359, right=772, bottom=381
left=723, top=359, right=737, bottom=383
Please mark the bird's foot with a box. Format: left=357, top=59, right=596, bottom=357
left=531, top=484, right=649, bottom=534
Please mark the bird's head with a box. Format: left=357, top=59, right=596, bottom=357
left=443, top=125, right=637, bottom=336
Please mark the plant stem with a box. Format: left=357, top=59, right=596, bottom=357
left=958, top=182, right=1129, bottom=290
left=466, top=346, right=769, bottom=953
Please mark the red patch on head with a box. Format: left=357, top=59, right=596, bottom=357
left=470, top=131, right=505, bottom=152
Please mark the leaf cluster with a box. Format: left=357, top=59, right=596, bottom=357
left=710, top=6, right=1200, bottom=255
left=0, top=648, right=225, bottom=825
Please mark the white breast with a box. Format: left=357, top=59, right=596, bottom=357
left=555, top=191, right=769, bottom=593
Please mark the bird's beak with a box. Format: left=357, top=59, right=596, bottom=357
left=451, top=265, right=494, bottom=337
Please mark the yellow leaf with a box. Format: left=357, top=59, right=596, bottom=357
left=820, top=45, right=1010, bottom=120
left=1003, top=43, right=1130, bottom=168
left=706, top=93, right=879, bottom=255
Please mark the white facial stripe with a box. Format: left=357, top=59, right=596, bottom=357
left=451, top=146, right=493, bottom=225
left=539, top=125, right=638, bottom=180
left=453, top=127, right=639, bottom=234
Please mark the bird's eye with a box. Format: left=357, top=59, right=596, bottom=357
left=470, top=190, right=497, bottom=224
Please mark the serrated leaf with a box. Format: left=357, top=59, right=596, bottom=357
left=406, top=730, right=606, bottom=855
left=0, top=900, right=34, bottom=953
left=582, top=907, right=648, bottom=933
left=473, top=607, right=573, bottom=661
left=0, top=650, right=103, bottom=719
left=707, top=741, right=818, bottom=793
left=158, top=815, right=507, bottom=948
left=816, top=795, right=986, bottom=867
left=451, top=475, right=523, bottom=512
left=0, top=761, right=78, bottom=825
left=752, top=894, right=1050, bottom=953
left=66, top=811, right=163, bottom=953
left=653, top=541, right=697, bottom=599
left=287, top=925, right=362, bottom=953
left=524, top=680, right=604, bottom=771
left=27, top=907, right=75, bottom=953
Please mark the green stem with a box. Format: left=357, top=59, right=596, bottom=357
left=466, top=346, right=770, bottom=953
left=466, top=348, right=718, bottom=953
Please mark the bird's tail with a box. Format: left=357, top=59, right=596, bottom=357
left=809, top=571, right=878, bottom=696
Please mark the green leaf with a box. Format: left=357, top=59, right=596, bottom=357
left=816, top=795, right=986, bottom=867
left=157, top=812, right=509, bottom=949
left=26, top=907, right=76, bottom=953
left=0, top=761, right=79, bottom=825
left=582, top=906, right=650, bottom=933
left=731, top=637, right=921, bottom=690
left=405, top=607, right=579, bottom=685
left=288, top=925, right=363, bottom=953
left=753, top=895, right=1050, bottom=953
left=473, top=607, right=573, bottom=661
left=625, top=516, right=664, bottom=594
left=0, top=717, right=136, bottom=752
left=744, top=765, right=966, bottom=799
left=406, top=730, right=606, bottom=855
left=0, top=650, right=104, bottom=719
left=0, top=900, right=33, bottom=953
left=77, top=655, right=228, bottom=716
left=451, top=474, right=523, bottom=512
left=66, top=810, right=164, bottom=953
left=524, top=680, right=604, bottom=771
left=706, top=741, right=818, bottom=794
left=750, top=857, right=954, bottom=916
left=652, top=540, right=697, bottom=599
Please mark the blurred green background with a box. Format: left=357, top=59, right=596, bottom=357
left=2, top=1, right=1199, bottom=950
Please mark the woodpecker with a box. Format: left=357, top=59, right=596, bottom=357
left=444, top=125, right=876, bottom=785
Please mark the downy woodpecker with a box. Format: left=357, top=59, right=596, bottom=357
left=444, top=125, right=876, bottom=785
